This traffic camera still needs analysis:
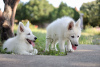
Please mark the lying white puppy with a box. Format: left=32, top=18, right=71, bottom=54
left=3, top=21, right=38, bottom=55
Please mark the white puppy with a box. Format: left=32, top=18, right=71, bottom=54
left=3, top=21, right=38, bottom=55
left=45, top=16, right=81, bottom=52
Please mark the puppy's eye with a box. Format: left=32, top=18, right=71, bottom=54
left=77, top=36, right=79, bottom=38
left=71, top=36, right=74, bottom=38
left=27, top=33, right=30, bottom=35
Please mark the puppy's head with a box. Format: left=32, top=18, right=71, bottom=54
left=17, top=21, right=37, bottom=46
left=67, top=19, right=81, bottom=50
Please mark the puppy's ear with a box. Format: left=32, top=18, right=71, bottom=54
left=18, top=22, right=25, bottom=33
left=68, top=21, right=74, bottom=30
left=75, top=18, right=81, bottom=28
left=26, top=21, right=30, bottom=27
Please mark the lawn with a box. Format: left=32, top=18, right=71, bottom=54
left=0, top=23, right=100, bottom=55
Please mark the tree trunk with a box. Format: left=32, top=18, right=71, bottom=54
left=0, top=0, right=20, bottom=42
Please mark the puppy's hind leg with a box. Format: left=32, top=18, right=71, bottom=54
left=51, top=40, right=58, bottom=51
left=51, top=41, right=55, bottom=50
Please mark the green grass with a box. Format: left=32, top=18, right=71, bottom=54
left=80, top=28, right=100, bottom=45
left=31, top=32, right=67, bottom=56
left=0, top=23, right=100, bottom=55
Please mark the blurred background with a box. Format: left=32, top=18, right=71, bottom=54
left=0, top=0, right=99, bottom=28
left=0, top=0, right=100, bottom=47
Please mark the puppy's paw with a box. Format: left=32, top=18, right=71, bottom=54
left=19, top=51, right=33, bottom=55
left=34, top=49, right=38, bottom=54
left=32, top=49, right=38, bottom=55
left=67, top=49, right=74, bottom=52
left=29, top=53, right=33, bottom=55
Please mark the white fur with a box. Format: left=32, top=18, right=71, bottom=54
left=3, top=22, right=38, bottom=55
left=45, top=16, right=81, bottom=52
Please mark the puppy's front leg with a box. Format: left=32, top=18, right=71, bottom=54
left=59, top=39, right=65, bottom=52
left=29, top=45, right=38, bottom=55
left=29, top=45, right=33, bottom=52
left=19, top=51, right=33, bottom=55
left=67, top=40, right=74, bottom=52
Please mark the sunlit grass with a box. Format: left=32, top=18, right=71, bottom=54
left=80, top=27, right=100, bottom=45
left=82, top=28, right=100, bottom=35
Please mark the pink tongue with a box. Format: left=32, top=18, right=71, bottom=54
left=31, top=41, right=35, bottom=47
left=72, top=45, right=77, bottom=50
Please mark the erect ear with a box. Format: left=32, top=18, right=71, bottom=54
left=18, top=22, right=25, bottom=33
left=75, top=18, right=81, bottom=28
left=26, top=21, right=30, bottom=27
left=68, top=21, right=74, bottom=30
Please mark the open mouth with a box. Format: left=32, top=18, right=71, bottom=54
left=70, top=40, right=77, bottom=50
left=26, top=39, right=35, bottom=47
left=72, top=45, right=77, bottom=50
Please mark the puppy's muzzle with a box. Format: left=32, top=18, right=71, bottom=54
left=33, top=37, right=37, bottom=42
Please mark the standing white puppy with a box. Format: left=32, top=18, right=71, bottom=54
left=3, top=21, right=38, bottom=55
left=45, top=16, right=81, bottom=52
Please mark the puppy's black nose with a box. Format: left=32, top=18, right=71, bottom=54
left=34, top=37, right=37, bottom=40
left=75, top=44, right=78, bottom=46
